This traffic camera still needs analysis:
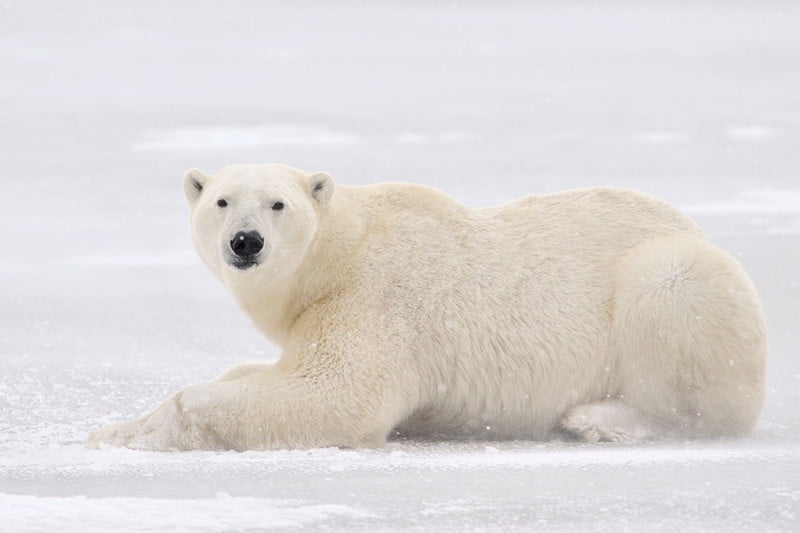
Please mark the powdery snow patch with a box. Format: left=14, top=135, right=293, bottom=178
left=133, top=125, right=362, bottom=151
left=725, top=125, right=779, bottom=141
left=394, top=131, right=481, bottom=145
left=631, top=131, right=690, bottom=145
left=0, top=493, right=373, bottom=533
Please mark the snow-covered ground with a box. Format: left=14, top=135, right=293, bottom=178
left=1, top=2, right=799, bottom=531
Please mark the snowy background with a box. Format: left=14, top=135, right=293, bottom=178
left=1, top=1, right=799, bottom=531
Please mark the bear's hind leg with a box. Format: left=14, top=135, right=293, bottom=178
left=559, top=400, right=668, bottom=442
left=611, top=235, right=767, bottom=438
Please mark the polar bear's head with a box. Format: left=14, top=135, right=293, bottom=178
left=182, top=164, right=334, bottom=289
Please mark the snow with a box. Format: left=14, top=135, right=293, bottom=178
left=1, top=493, right=373, bottom=532
left=1, top=1, right=799, bottom=531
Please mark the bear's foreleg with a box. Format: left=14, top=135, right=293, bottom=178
left=86, top=364, right=393, bottom=451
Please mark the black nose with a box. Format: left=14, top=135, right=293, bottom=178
left=230, top=231, right=264, bottom=258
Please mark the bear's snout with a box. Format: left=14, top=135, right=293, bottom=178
left=230, top=231, right=265, bottom=259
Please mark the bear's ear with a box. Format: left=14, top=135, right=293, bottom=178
left=183, top=168, right=211, bottom=205
left=307, top=171, right=334, bottom=205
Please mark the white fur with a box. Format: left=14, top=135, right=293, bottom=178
left=87, top=164, right=767, bottom=451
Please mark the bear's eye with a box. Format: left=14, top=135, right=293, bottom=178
left=272, top=201, right=285, bottom=211
left=217, top=199, right=228, bottom=208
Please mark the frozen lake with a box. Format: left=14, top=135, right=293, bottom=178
left=1, top=1, right=799, bottom=531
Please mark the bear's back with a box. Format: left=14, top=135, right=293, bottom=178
left=337, top=184, right=707, bottom=437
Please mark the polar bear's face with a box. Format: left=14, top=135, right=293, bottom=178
left=182, top=164, right=333, bottom=289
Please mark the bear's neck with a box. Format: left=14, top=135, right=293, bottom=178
left=235, top=187, right=366, bottom=346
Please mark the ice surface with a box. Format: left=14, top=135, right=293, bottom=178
left=0, top=493, right=373, bottom=532
left=1, top=1, right=799, bottom=531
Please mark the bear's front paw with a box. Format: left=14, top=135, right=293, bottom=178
left=85, top=420, right=135, bottom=449
left=85, top=394, right=187, bottom=451
left=85, top=417, right=169, bottom=450
left=86, top=386, right=243, bottom=451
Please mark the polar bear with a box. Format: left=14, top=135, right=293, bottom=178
left=87, top=164, right=767, bottom=451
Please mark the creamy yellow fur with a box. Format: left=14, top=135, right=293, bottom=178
left=87, top=164, right=767, bottom=450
